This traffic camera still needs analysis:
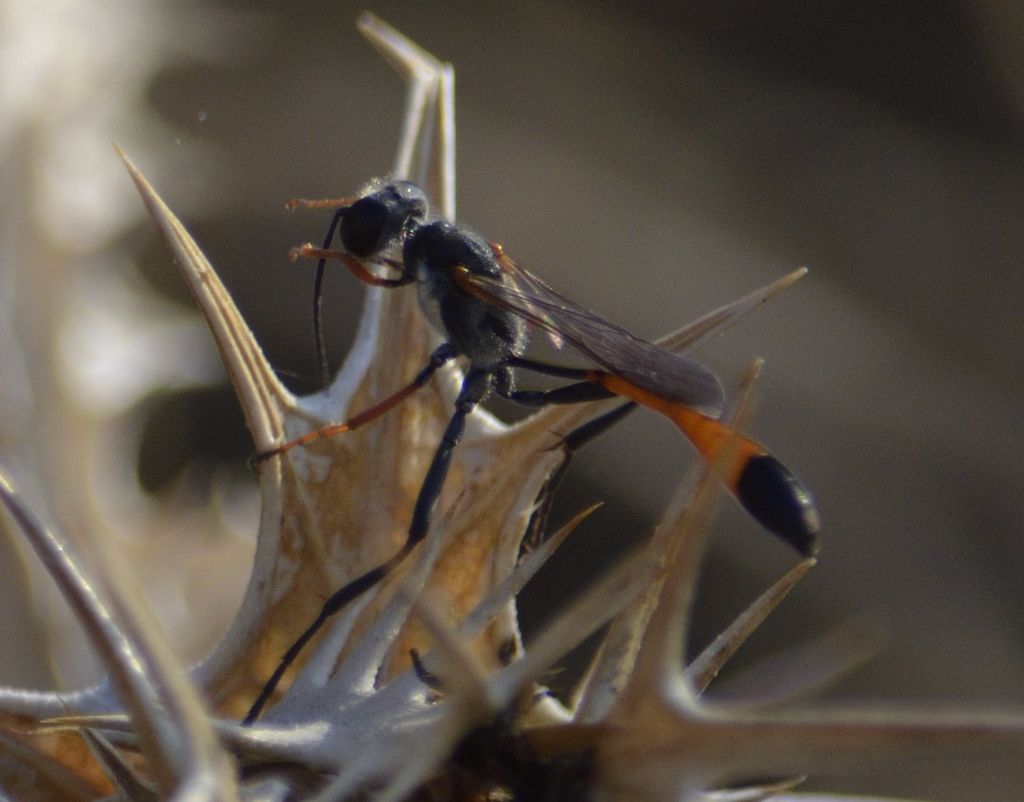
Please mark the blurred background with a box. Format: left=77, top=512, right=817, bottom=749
left=1, top=1, right=1023, bottom=799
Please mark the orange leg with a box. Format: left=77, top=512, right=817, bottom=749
left=253, top=344, right=456, bottom=463
left=290, top=245, right=411, bottom=288
left=285, top=196, right=358, bottom=210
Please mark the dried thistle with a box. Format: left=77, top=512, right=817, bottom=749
left=0, top=12, right=1022, bottom=802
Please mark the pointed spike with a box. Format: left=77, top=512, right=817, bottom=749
left=80, top=729, right=158, bottom=802
left=459, top=502, right=601, bottom=641
left=655, top=268, right=809, bottom=355
left=707, top=614, right=886, bottom=705
left=0, top=473, right=175, bottom=788
left=495, top=549, right=654, bottom=706
left=116, top=146, right=290, bottom=456
left=687, top=558, right=816, bottom=693
left=358, top=12, right=445, bottom=80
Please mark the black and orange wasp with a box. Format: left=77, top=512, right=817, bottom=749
left=243, top=180, right=818, bottom=724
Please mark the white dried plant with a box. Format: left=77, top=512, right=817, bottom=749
left=0, top=0, right=257, bottom=691
left=0, top=12, right=1022, bottom=802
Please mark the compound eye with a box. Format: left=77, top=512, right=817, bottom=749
left=339, top=197, right=390, bottom=258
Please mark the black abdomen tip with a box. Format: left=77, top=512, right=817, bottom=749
left=737, top=455, right=820, bottom=556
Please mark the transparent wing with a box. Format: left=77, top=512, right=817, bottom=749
left=459, top=249, right=724, bottom=411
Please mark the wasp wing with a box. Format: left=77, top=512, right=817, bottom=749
left=461, top=250, right=724, bottom=412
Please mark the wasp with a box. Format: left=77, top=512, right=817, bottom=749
left=243, top=180, right=818, bottom=724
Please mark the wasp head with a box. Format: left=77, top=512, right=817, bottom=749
left=339, top=180, right=429, bottom=259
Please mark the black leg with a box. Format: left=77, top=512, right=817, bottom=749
left=504, top=355, right=597, bottom=382
left=496, top=355, right=616, bottom=407
left=499, top=381, right=614, bottom=407
left=498, top=355, right=641, bottom=550
left=559, top=401, right=637, bottom=451
left=406, top=368, right=493, bottom=546
left=243, top=366, right=493, bottom=725
left=521, top=402, right=639, bottom=551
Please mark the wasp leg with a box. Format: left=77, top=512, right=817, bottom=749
left=253, top=344, right=457, bottom=463
left=243, top=365, right=492, bottom=725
